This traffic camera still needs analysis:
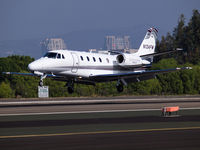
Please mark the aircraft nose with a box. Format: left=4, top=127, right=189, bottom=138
left=28, top=61, right=42, bottom=71
left=28, top=59, right=44, bottom=71
left=28, top=62, right=36, bottom=71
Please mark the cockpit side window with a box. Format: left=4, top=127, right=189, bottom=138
left=43, top=53, right=48, bottom=57
left=57, top=53, right=61, bottom=59
left=62, top=54, right=65, bottom=59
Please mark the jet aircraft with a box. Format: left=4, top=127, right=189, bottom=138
left=3, top=28, right=191, bottom=93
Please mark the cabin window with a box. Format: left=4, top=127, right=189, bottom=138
left=93, top=57, right=96, bottom=62
left=99, top=57, right=102, bottom=62
left=57, top=53, right=61, bottom=59
left=62, top=54, right=65, bottom=59
left=80, top=56, right=84, bottom=61
left=87, top=56, right=90, bottom=61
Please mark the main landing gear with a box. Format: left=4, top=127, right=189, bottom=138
left=116, top=79, right=127, bottom=93
left=116, top=84, right=124, bottom=92
left=66, top=80, right=74, bottom=94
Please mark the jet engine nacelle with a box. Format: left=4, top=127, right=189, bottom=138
left=116, top=54, right=142, bottom=66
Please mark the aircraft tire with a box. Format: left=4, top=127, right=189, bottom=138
left=68, top=86, right=74, bottom=94
left=116, top=85, right=123, bottom=92
left=39, top=81, right=43, bottom=87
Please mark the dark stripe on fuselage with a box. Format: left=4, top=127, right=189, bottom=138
left=50, top=64, right=152, bottom=71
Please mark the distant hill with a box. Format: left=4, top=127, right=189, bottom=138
left=0, top=26, right=166, bottom=58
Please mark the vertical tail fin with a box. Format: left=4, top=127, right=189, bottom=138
left=137, top=28, right=158, bottom=57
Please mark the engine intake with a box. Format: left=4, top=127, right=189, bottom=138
left=116, top=54, right=125, bottom=64
left=116, top=53, right=143, bottom=66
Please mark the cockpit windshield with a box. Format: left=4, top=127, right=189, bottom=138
left=43, top=52, right=64, bottom=59
left=43, top=52, right=57, bottom=58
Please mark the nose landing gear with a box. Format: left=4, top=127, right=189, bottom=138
left=39, top=74, right=47, bottom=87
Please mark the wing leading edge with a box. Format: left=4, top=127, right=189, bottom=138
left=2, top=72, right=55, bottom=77
left=2, top=72, right=96, bottom=85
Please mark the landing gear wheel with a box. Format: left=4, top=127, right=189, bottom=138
left=68, top=86, right=74, bottom=94
left=116, top=84, right=123, bottom=92
left=39, top=80, right=43, bottom=87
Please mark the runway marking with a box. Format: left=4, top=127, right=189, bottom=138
left=1, top=107, right=200, bottom=116
left=0, top=126, right=200, bottom=139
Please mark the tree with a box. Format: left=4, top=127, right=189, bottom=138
left=173, top=14, right=186, bottom=64
left=179, top=10, right=200, bottom=64
left=0, top=82, right=13, bottom=98
left=155, top=33, right=174, bottom=62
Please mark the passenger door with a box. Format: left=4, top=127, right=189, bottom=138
left=71, top=52, right=79, bottom=73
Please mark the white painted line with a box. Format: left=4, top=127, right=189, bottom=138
left=1, top=107, right=200, bottom=116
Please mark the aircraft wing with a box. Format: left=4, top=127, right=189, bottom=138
left=89, top=67, right=192, bottom=82
left=2, top=72, right=55, bottom=77
left=2, top=72, right=95, bottom=85
left=3, top=67, right=192, bottom=84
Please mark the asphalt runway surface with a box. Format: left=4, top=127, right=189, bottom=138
left=0, top=115, right=200, bottom=128
left=0, top=128, right=200, bottom=150
left=0, top=96, right=200, bottom=149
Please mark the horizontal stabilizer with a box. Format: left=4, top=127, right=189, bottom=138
left=140, top=48, right=183, bottom=59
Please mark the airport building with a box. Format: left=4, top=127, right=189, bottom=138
left=41, top=38, right=67, bottom=53
left=105, top=36, right=131, bottom=50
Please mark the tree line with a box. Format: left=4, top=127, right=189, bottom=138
left=0, top=10, right=200, bottom=98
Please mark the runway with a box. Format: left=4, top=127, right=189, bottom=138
left=1, top=96, right=200, bottom=115
left=0, top=128, right=200, bottom=150
left=0, top=96, right=200, bottom=149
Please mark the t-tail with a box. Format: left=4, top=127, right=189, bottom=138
left=136, top=28, right=158, bottom=62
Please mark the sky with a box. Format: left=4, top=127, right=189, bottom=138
left=0, top=0, right=199, bottom=41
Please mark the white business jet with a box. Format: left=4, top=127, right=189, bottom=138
left=4, top=28, right=191, bottom=93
